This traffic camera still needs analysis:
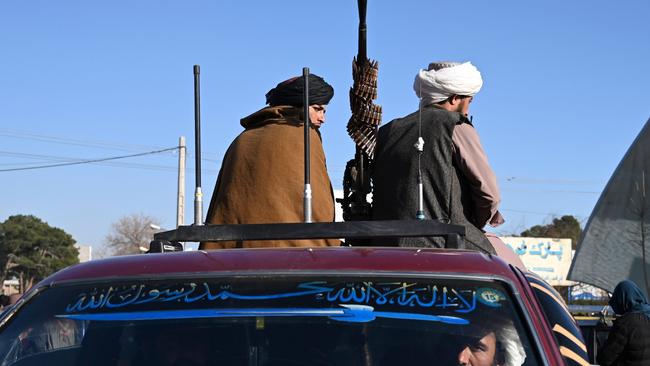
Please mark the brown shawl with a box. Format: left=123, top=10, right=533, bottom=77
left=199, top=106, right=339, bottom=249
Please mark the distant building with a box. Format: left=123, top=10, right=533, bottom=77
left=75, top=244, right=92, bottom=262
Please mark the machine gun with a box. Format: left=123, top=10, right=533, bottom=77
left=337, top=0, right=382, bottom=222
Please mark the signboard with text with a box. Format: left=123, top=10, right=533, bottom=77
left=499, top=237, right=573, bottom=286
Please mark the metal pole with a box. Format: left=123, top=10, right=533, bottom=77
left=177, top=136, right=186, bottom=227
left=193, top=65, right=203, bottom=225
left=303, top=67, right=312, bottom=223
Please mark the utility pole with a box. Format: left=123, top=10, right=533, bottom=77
left=177, top=136, right=186, bottom=228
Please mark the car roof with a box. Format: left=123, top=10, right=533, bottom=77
left=39, top=247, right=519, bottom=287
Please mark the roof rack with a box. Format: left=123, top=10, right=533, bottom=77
left=150, top=220, right=466, bottom=253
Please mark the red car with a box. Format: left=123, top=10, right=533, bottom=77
left=0, top=223, right=589, bottom=366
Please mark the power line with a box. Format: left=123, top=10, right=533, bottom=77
left=0, top=129, right=165, bottom=153
left=0, top=150, right=172, bottom=167
left=0, top=147, right=179, bottom=172
left=0, top=151, right=92, bottom=162
left=0, top=129, right=223, bottom=161
left=79, top=160, right=218, bottom=174
left=504, top=176, right=603, bottom=185
left=0, top=161, right=54, bottom=167
left=0, top=150, right=220, bottom=173
left=501, top=188, right=601, bottom=195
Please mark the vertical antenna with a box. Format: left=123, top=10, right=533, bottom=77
left=303, top=67, right=313, bottom=223
left=193, top=65, right=203, bottom=226
left=415, top=81, right=425, bottom=220
left=356, top=0, right=367, bottom=213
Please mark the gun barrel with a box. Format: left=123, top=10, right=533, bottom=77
left=357, top=0, right=367, bottom=63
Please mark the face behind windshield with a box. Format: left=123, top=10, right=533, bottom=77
left=0, top=277, right=539, bottom=366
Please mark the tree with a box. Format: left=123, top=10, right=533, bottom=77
left=0, top=215, right=79, bottom=292
left=104, top=213, right=160, bottom=256
left=520, top=215, right=582, bottom=250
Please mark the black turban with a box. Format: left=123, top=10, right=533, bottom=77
left=265, top=74, right=334, bottom=106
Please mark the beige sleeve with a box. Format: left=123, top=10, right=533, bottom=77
left=452, top=123, right=504, bottom=228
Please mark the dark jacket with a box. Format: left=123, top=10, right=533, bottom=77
left=598, top=280, right=650, bottom=366
left=371, top=106, right=493, bottom=253
left=199, top=106, right=338, bottom=249
left=597, top=312, right=650, bottom=366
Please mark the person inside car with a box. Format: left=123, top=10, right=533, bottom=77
left=454, top=318, right=525, bottom=366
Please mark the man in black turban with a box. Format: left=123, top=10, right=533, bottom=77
left=266, top=74, right=334, bottom=107
left=200, top=74, right=338, bottom=249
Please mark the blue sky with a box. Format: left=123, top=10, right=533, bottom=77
left=1, top=0, right=649, bottom=250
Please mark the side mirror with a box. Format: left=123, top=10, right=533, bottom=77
left=147, top=240, right=183, bottom=253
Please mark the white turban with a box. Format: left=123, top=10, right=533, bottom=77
left=413, top=61, right=483, bottom=106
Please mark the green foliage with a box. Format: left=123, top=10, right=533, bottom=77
left=0, top=215, right=79, bottom=292
left=520, top=215, right=582, bottom=250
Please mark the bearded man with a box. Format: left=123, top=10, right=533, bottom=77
left=454, top=318, right=526, bottom=366
left=199, top=74, right=338, bottom=249
left=372, top=61, right=503, bottom=253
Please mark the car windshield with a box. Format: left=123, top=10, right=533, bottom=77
left=0, top=276, right=540, bottom=366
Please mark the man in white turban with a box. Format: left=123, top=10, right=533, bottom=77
left=414, top=61, right=484, bottom=106
left=372, top=61, right=503, bottom=252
